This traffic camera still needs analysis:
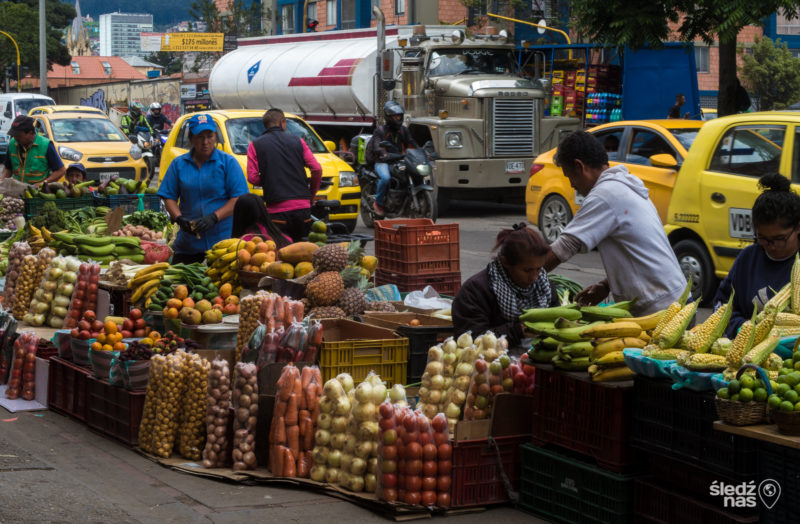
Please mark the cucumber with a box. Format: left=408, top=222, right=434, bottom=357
left=204, top=292, right=217, bottom=302
left=148, top=303, right=163, bottom=312
left=191, top=291, right=203, bottom=302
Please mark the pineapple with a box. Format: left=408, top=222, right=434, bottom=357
left=365, top=301, right=396, bottom=312
left=338, top=288, right=367, bottom=316
left=306, top=271, right=344, bottom=306
left=311, top=243, right=348, bottom=273
left=308, top=306, right=347, bottom=319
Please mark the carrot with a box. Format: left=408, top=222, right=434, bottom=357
left=275, top=399, right=287, bottom=419
left=278, top=373, right=293, bottom=402
left=305, top=386, right=318, bottom=413
left=276, top=416, right=287, bottom=445
left=296, top=451, right=309, bottom=478
left=263, top=295, right=274, bottom=320
left=290, top=301, right=304, bottom=322
left=274, top=296, right=284, bottom=324
left=292, top=377, right=302, bottom=397
left=285, top=394, right=298, bottom=425
left=284, top=301, right=294, bottom=326
left=287, top=425, right=300, bottom=459
left=313, top=367, right=322, bottom=386
left=283, top=447, right=296, bottom=477
left=311, top=405, right=319, bottom=424
left=298, top=389, right=308, bottom=411
left=302, top=416, right=314, bottom=450
left=269, top=413, right=278, bottom=444
left=301, top=366, right=313, bottom=390
left=273, top=444, right=284, bottom=476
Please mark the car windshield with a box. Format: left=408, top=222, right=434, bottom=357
left=51, top=118, right=126, bottom=142
left=666, top=128, right=701, bottom=152
left=16, top=99, right=54, bottom=115
left=225, top=117, right=327, bottom=155
left=428, top=48, right=516, bottom=77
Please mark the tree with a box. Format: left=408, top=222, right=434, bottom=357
left=0, top=0, right=75, bottom=76
left=568, top=0, right=800, bottom=116
left=187, top=0, right=264, bottom=72
left=145, top=52, right=184, bottom=76
left=740, top=36, right=800, bottom=110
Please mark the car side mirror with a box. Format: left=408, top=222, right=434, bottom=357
left=324, top=140, right=336, bottom=153
left=4, top=110, right=11, bottom=119
left=650, top=153, right=678, bottom=168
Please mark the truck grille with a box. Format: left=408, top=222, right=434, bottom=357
left=492, top=99, right=535, bottom=157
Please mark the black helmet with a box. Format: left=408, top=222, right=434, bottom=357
left=383, top=100, right=404, bottom=130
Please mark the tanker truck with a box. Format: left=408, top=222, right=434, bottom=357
left=209, top=15, right=580, bottom=210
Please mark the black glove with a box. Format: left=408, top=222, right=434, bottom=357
left=175, top=216, right=193, bottom=233
left=193, top=213, right=219, bottom=233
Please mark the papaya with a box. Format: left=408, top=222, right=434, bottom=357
left=277, top=241, right=319, bottom=264
left=267, top=261, right=295, bottom=279
left=294, top=261, right=313, bottom=278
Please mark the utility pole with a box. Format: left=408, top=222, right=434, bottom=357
left=39, top=0, right=47, bottom=95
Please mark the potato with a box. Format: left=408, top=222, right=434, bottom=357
left=232, top=362, right=258, bottom=470
left=201, top=359, right=231, bottom=468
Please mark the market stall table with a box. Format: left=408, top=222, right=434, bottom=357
left=714, top=421, right=800, bottom=449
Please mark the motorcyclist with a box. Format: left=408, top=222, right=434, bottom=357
left=120, top=101, right=154, bottom=137
left=367, top=100, right=419, bottom=216
left=146, top=102, right=172, bottom=133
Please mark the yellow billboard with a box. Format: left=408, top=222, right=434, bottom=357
left=161, top=33, right=224, bottom=52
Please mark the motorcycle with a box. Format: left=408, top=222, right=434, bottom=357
left=129, top=126, right=158, bottom=183
left=355, top=140, right=438, bottom=228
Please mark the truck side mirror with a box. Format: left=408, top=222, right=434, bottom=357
left=324, top=140, right=336, bottom=153
left=650, top=153, right=678, bottom=168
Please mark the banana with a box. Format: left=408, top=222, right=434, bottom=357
left=128, top=271, right=164, bottom=289
left=131, top=262, right=170, bottom=282
left=221, top=269, right=237, bottom=282
left=592, top=366, right=636, bottom=382
left=537, top=322, right=602, bottom=343
left=580, top=306, right=633, bottom=321
left=552, top=355, right=592, bottom=371
left=554, top=317, right=585, bottom=329
left=40, top=226, right=53, bottom=242
left=212, top=238, right=238, bottom=250
left=615, top=310, right=664, bottom=331
left=594, top=351, right=626, bottom=366
left=131, top=278, right=161, bottom=303
left=580, top=321, right=643, bottom=339
left=559, top=341, right=594, bottom=357
left=220, top=252, right=238, bottom=264
left=591, top=338, right=625, bottom=358
left=520, top=306, right=582, bottom=323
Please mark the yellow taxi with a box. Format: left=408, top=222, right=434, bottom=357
left=526, top=119, right=705, bottom=243
left=30, top=112, right=147, bottom=182
left=665, top=112, right=800, bottom=299
left=159, top=110, right=360, bottom=232
left=29, top=105, right=107, bottom=116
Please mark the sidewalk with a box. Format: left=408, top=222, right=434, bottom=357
left=0, top=406, right=544, bottom=523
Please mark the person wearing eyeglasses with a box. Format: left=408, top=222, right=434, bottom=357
left=1, top=115, right=65, bottom=185
left=713, top=173, right=800, bottom=338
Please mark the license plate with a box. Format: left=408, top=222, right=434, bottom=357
left=505, top=161, right=524, bottom=174
left=729, top=207, right=753, bottom=239
left=574, top=193, right=585, bottom=205
left=99, top=172, right=120, bottom=183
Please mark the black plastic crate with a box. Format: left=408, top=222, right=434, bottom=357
left=396, top=324, right=454, bottom=384
left=518, top=443, right=636, bottom=524
left=92, top=193, right=162, bottom=214
left=758, top=442, right=800, bottom=524
left=634, top=477, right=759, bottom=524
left=24, top=195, right=94, bottom=219
left=631, top=376, right=758, bottom=480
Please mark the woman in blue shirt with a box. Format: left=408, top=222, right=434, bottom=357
left=158, top=114, right=250, bottom=264
left=713, top=173, right=800, bottom=337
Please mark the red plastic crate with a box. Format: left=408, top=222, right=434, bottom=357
left=47, top=356, right=91, bottom=421
left=374, top=219, right=459, bottom=274
left=450, top=435, right=529, bottom=508
left=633, top=478, right=758, bottom=524
left=86, top=375, right=145, bottom=446
left=375, top=269, right=461, bottom=296
left=531, top=364, right=635, bottom=472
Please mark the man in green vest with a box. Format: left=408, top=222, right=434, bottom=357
left=1, top=116, right=65, bottom=185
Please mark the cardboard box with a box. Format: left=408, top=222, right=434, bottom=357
left=361, top=312, right=452, bottom=331
left=320, top=319, right=403, bottom=343
left=453, top=393, right=535, bottom=442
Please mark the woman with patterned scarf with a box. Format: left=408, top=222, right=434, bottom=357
left=452, top=223, right=559, bottom=349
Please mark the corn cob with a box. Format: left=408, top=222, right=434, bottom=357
left=754, top=310, right=778, bottom=346
left=652, top=302, right=681, bottom=339
left=687, top=291, right=734, bottom=353
left=642, top=347, right=689, bottom=360
left=775, top=312, right=800, bottom=326
left=763, top=352, right=784, bottom=371
left=742, top=329, right=781, bottom=366
left=710, top=337, right=732, bottom=356
left=658, top=301, right=699, bottom=349
left=677, top=352, right=727, bottom=372
left=591, top=366, right=636, bottom=382
left=727, top=306, right=758, bottom=368
left=761, top=282, right=791, bottom=319
left=793, top=253, right=800, bottom=314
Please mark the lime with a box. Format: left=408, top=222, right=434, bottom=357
left=788, top=357, right=796, bottom=367
left=794, top=401, right=800, bottom=411
left=731, top=394, right=740, bottom=402
left=785, top=389, right=799, bottom=404
left=794, top=361, right=800, bottom=372
left=786, top=372, right=800, bottom=387
left=728, top=380, right=741, bottom=394
left=739, top=388, right=754, bottom=402
left=778, top=369, right=789, bottom=377
left=793, top=352, right=800, bottom=363
left=769, top=395, right=782, bottom=409
left=794, top=383, right=800, bottom=395
left=740, top=375, right=755, bottom=390
left=771, top=380, right=780, bottom=390
left=778, top=383, right=791, bottom=396
left=781, top=400, right=795, bottom=411
left=754, top=388, right=768, bottom=402
left=717, top=388, right=730, bottom=400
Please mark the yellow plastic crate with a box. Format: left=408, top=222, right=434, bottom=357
left=319, top=319, right=409, bottom=386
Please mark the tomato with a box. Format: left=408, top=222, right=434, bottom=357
left=438, top=460, right=452, bottom=475
left=437, top=443, right=452, bottom=461
left=434, top=432, right=448, bottom=446
left=421, top=490, right=437, bottom=507
left=403, top=415, right=417, bottom=432
left=23, top=372, right=34, bottom=382
left=419, top=432, right=432, bottom=446
left=405, top=459, right=422, bottom=476
left=422, top=443, right=437, bottom=461
left=75, top=289, right=85, bottom=300
left=437, top=475, right=451, bottom=492
left=422, top=476, right=437, bottom=491
left=403, top=430, right=419, bottom=444
left=8, top=378, right=20, bottom=389
left=129, top=308, right=143, bottom=320
left=406, top=442, right=422, bottom=459
left=404, top=491, right=421, bottom=506
left=381, top=473, right=397, bottom=489
left=416, top=414, right=430, bottom=433
left=11, top=368, right=21, bottom=379
left=437, top=492, right=450, bottom=508
left=405, top=475, right=422, bottom=492
left=379, top=417, right=395, bottom=431
left=423, top=460, right=437, bottom=477
left=382, top=445, right=398, bottom=461
left=88, top=283, right=98, bottom=294
left=83, top=310, right=95, bottom=322
left=379, top=402, right=394, bottom=419
left=431, top=414, right=447, bottom=433
left=382, top=488, right=398, bottom=502
left=25, top=353, right=36, bottom=363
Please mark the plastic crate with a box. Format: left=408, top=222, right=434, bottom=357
left=23, top=195, right=94, bottom=219
left=319, top=319, right=409, bottom=386
left=374, top=219, right=459, bottom=275
left=518, top=444, right=636, bottom=523
left=758, top=442, right=800, bottom=524
left=530, top=364, right=635, bottom=472
left=86, top=375, right=146, bottom=446
left=47, top=356, right=91, bottom=422
left=633, top=478, right=759, bottom=524
left=92, top=193, right=162, bottom=214
left=375, top=269, right=461, bottom=296
left=630, top=376, right=758, bottom=480
left=450, top=435, right=529, bottom=508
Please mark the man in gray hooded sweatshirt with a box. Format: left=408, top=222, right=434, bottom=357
left=542, top=131, right=686, bottom=316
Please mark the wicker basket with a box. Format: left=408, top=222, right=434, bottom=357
left=715, top=397, right=766, bottom=425
left=771, top=409, right=800, bottom=435
left=238, top=269, right=268, bottom=289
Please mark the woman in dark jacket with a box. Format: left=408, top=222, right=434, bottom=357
left=452, top=223, right=559, bottom=348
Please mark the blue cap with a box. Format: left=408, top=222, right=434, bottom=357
left=66, top=162, right=86, bottom=175
left=188, top=113, right=215, bottom=136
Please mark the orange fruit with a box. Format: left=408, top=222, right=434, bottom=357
left=149, top=331, right=161, bottom=340
left=113, top=342, right=126, bottom=352
left=166, top=298, right=183, bottom=309
left=102, top=344, right=113, bottom=352
left=97, top=333, right=107, bottom=344
left=255, top=242, right=270, bottom=254
left=104, top=320, right=118, bottom=334
left=249, top=236, right=263, bottom=244
left=182, top=298, right=195, bottom=309
left=91, top=341, right=102, bottom=351
left=244, top=240, right=256, bottom=253
left=174, top=285, right=189, bottom=300
left=165, top=307, right=179, bottom=319
left=238, top=249, right=251, bottom=265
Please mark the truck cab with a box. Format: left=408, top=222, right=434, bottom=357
left=0, top=93, right=56, bottom=160
left=665, top=112, right=800, bottom=301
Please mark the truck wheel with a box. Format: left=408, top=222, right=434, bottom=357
left=672, top=239, right=717, bottom=304
left=538, top=194, right=572, bottom=244
left=360, top=181, right=376, bottom=229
